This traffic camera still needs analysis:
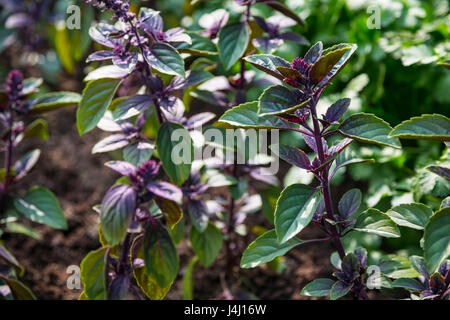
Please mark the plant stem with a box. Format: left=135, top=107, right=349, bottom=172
left=308, top=92, right=346, bottom=260
left=309, top=90, right=369, bottom=300
left=1, top=103, right=14, bottom=205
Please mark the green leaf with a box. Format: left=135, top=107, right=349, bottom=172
left=392, top=278, right=426, bottom=292
left=353, top=208, right=400, bottom=238
left=54, top=22, right=75, bottom=73
left=378, top=255, right=420, bottom=279
left=218, top=22, right=250, bottom=70
left=21, top=78, right=43, bottom=96
left=189, top=222, right=223, bottom=267
left=144, top=43, right=185, bottom=77
left=133, top=266, right=172, bottom=300
left=112, top=94, right=153, bottom=120
left=339, top=113, right=401, bottom=149
left=243, top=54, right=291, bottom=80
left=330, top=281, right=353, bottom=300
left=77, top=78, right=121, bottom=135
left=258, top=85, right=310, bottom=116
left=132, top=237, right=172, bottom=300
left=409, top=256, right=429, bottom=279
left=14, top=186, right=67, bottom=230
left=6, top=222, right=42, bottom=240
left=301, top=278, right=334, bottom=297
left=156, top=122, right=192, bottom=186
left=143, top=223, right=179, bottom=287
left=0, top=276, right=36, bottom=300
left=175, top=32, right=217, bottom=56
left=424, top=208, right=450, bottom=273
left=22, top=119, right=49, bottom=141
left=274, top=184, right=321, bottom=243
left=155, top=197, right=183, bottom=230
left=310, top=43, right=357, bottom=88
left=218, top=101, right=295, bottom=130
left=386, top=203, right=433, bottom=230
left=330, top=148, right=375, bottom=177
left=389, top=114, right=450, bottom=141
left=240, top=230, right=303, bottom=268
left=123, top=142, right=154, bottom=166
left=29, top=92, right=81, bottom=114
left=182, top=256, right=199, bottom=300
left=80, top=247, right=108, bottom=300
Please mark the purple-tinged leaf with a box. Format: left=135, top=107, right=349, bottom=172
left=123, top=142, right=154, bottom=167
left=338, top=189, right=362, bottom=220
left=198, top=9, right=229, bottom=31
left=170, top=70, right=213, bottom=90
left=0, top=244, right=24, bottom=277
left=139, top=8, right=163, bottom=33
left=302, top=133, right=328, bottom=154
left=146, top=181, right=183, bottom=203
left=88, top=23, right=120, bottom=48
left=97, top=111, right=123, bottom=132
left=324, top=98, right=351, bottom=124
left=108, top=274, right=130, bottom=300
left=197, top=76, right=231, bottom=92
left=83, top=65, right=130, bottom=82
left=243, top=54, right=291, bottom=81
left=186, top=112, right=215, bottom=129
left=188, top=199, right=209, bottom=232
left=13, top=149, right=40, bottom=180
left=328, top=138, right=353, bottom=156
left=304, top=41, right=323, bottom=65
left=266, top=15, right=297, bottom=29
left=341, top=253, right=360, bottom=282
left=113, top=94, right=153, bottom=120
left=112, top=53, right=138, bottom=73
left=100, top=184, right=137, bottom=246
left=164, top=28, right=191, bottom=44
left=271, top=144, right=311, bottom=170
left=426, top=165, right=450, bottom=180
left=105, top=161, right=137, bottom=177
left=312, top=197, right=325, bottom=222
left=92, top=134, right=129, bottom=154
left=249, top=167, right=279, bottom=187
left=354, top=248, right=367, bottom=269
left=278, top=32, right=309, bottom=45
left=253, top=16, right=269, bottom=32
left=253, top=37, right=283, bottom=54
left=260, top=1, right=305, bottom=26
left=86, top=50, right=115, bottom=62
left=330, top=281, right=353, bottom=300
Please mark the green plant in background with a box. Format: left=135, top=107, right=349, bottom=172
left=0, top=70, right=80, bottom=300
